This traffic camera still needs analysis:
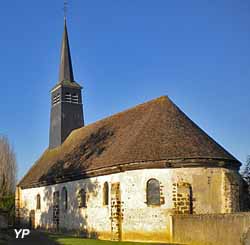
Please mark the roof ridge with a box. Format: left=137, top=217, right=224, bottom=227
left=91, top=95, right=169, bottom=124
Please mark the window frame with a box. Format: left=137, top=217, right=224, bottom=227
left=78, top=188, right=87, bottom=208
left=146, top=178, right=161, bottom=206
left=52, top=93, right=60, bottom=105
left=103, top=182, right=109, bottom=206
left=36, top=194, right=41, bottom=210
left=61, top=187, right=68, bottom=211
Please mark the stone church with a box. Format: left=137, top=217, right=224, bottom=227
left=16, top=20, right=243, bottom=242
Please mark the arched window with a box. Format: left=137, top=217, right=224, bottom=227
left=78, top=189, right=87, bottom=208
left=53, top=191, right=59, bottom=205
left=36, top=194, right=41, bottom=210
left=146, top=179, right=160, bottom=205
left=103, top=182, right=109, bottom=206
left=61, top=187, right=68, bottom=211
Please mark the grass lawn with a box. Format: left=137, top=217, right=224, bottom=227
left=48, top=234, right=177, bottom=245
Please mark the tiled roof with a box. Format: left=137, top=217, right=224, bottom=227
left=19, top=96, right=240, bottom=188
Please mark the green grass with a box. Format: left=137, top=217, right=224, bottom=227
left=48, top=234, right=176, bottom=245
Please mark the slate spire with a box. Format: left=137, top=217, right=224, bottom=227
left=49, top=18, right=84, bottom=149
left=59, top=18, right=74, bottom=82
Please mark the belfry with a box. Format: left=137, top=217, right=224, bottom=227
left=49, top=19, right=84, bottom=149
left=17, top=10, right=245, bottom=245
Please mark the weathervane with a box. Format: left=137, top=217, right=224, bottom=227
left=63, top=0, right=68, bottom=19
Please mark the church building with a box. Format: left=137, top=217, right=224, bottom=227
left=16, top=20, right=243, bottom=242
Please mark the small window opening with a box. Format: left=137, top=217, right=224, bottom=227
left=72, top=94, right=79, bottom=104
left=61, top=187, right=68, bottom=211
left=53, top=93, right=60, bottom=105
left=65, top=93, right=71, bottom=103
left=146, top=178, right=161, bottom=205
left=103, top=182, right=109, bottom=206
left=78, top=189, right=87, bottom=208
left=36, top=194, right=41, bottom=210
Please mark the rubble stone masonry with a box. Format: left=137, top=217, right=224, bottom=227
left=16, top=166, right=241, bottom=242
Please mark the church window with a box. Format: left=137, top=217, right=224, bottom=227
left=78, top=189, right=87, bottom=208
left=53, top=93, right=60, bottom=105
left=53, top=191, right=59, bottom=206
left=36, top=194, right=41, bottom=210
left=61, top=187, right=68, bottom=211
left=103, top=182, right=109, bottom=206
left=146, top=179, right=160, bottom=205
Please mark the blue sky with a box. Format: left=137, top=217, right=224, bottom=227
left=0, top=0, right=249, bottom=180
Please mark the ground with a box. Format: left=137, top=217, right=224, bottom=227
left=0, top=231, right=182, bottom=245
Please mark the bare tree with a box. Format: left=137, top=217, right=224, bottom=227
left=241, top=156, right=250, bottom=184
left=0, top=136, right=17, bottom=197
left=240, top=156, right=250, bottom=211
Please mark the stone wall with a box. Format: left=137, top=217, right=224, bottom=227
left=172, top=182, right=193, bottom=214
left=170, top=212, right=250, bottom=245
left=223, top=171, right=241, bottom=213
left=17, top=166, right=241, bottom=242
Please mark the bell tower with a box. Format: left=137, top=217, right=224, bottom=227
left=49, top=19, right=84, bottom=149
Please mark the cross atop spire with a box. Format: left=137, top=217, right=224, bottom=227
left=63, top=0, right=68, bottom=20
left=59, top=19, right=74, bottom=83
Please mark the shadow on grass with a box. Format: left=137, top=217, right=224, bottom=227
left=47, top=233, right=184, bottom=245
left=0, top=230, right=59, bottom=245
left=1, top=230, right=185, bottom=245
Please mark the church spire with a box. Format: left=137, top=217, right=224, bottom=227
left=49, top=17, right=84, bottom=149
left=59, top=19, right=74, bottom=82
